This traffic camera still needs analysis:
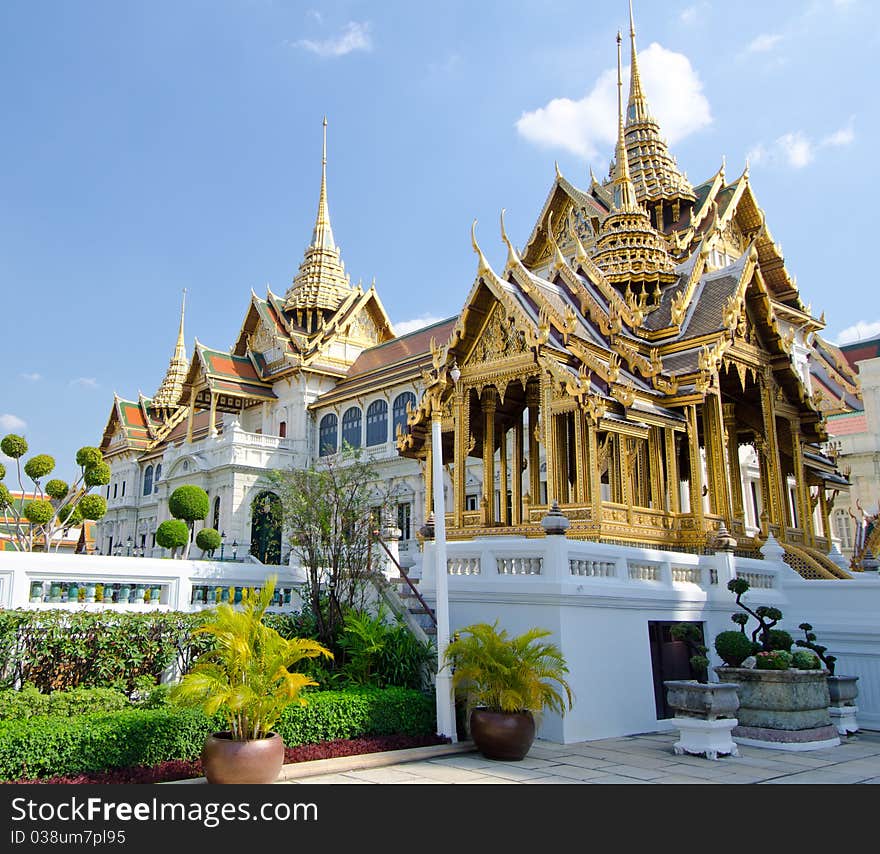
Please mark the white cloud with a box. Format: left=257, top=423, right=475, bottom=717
left=394, top=315, right=445, bottom=337
left=679, top=3, right=709, bottom=25
left=777, top=132, right=814, bottom=168
left=516, top=43, right=711, bottom=161
left=823, top=122, right=855, bottom=147
left=837, top=320, right=880, bottom=345
left=746, top=33, right=783, bottom=53
left=0, top=414, right=26, bottom=432
left=69, top=377, right=99, bottom=389
left=295, top=21, right=372, bottom=58
left=19, top=372, right=41, bottom=382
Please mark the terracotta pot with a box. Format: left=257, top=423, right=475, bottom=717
left=202, top=731, right=285, bottom=784
left=469, top=709, right=536, bottom=761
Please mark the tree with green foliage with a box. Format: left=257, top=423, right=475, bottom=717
left=268, top=446, right=391, bottom=648
left=0, top=434, right=110, bottom=552
left=195, top=527, right=221, bottom=558
left=156, top=520, right=189, bottom=559
left=167, top=485, right=209, bottom=559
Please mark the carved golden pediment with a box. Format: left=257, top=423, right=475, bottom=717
left=465, top=302, right=530, bottom=367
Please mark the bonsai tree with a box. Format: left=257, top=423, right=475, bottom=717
left=0, top=435, right=110, bottom=551
left=156, top=519, right=189, bottom=559
left=170, top=576, right=333, bottom=741
left=725, top=578, right=792, bottom=653
left=795, top=623, right=837, bottom=674
left=167, top=485, right=209, bottom=559
left=670, top=623, right=709, bottom=683
left=196, top=527, right=222, bottom=559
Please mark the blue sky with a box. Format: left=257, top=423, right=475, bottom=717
left=1, top=0, right=876, bottom=481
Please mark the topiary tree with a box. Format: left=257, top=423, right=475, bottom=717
left=0, top=435, right=111, bottom=552
left=155, top=519, right=189, bottom=559
left=167, top=485, right=209, bottom=559
left=795, top=623, right=837, bottom=674
left=195, top=527, right=221, bottom=559
left=725, top=578, right=784, bottom=653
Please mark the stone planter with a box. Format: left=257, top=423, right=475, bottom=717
left=715, top=666, right=840, bottom=751
left=664, top=681, right=740, bottom=760
left=827, top=675, right=859, bottom=736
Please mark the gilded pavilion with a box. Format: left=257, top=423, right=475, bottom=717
left=399, top=18, right=860, bottom=580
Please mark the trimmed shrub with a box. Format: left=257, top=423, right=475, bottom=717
left=791, top=650, right=821, bottom=670
left=715, top=630, right=756, bottom=667
left=75, top=447, right=104, bottom=469
left=23, top=499, right=54, bottom=525
left=767, top=629, right=794, bottom=652
left=168, top=485, right=209, bottom=523
left=0, top=484, right=11, bottom=510
left=45, top=479, right=69, bottom=501
left=0, top=685, right=130, bottom=721
left=83, top=462, right=111, bottom=488
left=156, top=519, right=189, bottom=552
left=195, top=527, right=221, bottom=556
left=24, top=454, right=55, bottom=481
left=0, top=462, right=6, bottom=481
left=755, top=650, right=793, bottom=671
left=77, top=494, right=107, bottom=520
left=0, top=687, right=434, bottom=781
left=0, top=434, right=27, bottom=459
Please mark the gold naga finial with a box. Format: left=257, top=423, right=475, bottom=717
left=555, top=160, right=563, bottom=179
left=567, top=210, right=590, bottom=267
left=500, top=208, right=522, bottom=272
left=589, top=164, right=599, bottom=186
left=471, top=218, right=492, bottom=279
left=546, top=210, right=568, bottom=271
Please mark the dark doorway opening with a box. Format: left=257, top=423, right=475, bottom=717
left=648, top=620, right=706, bottom=719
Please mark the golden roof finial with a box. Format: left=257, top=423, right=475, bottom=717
left=555, top=160, right=562, bottom=179
left=312, top=115, right=335, bottom=251
left=612, top=31, right=639, bottom=213
left=547, top=210, right=568, bottom=271
left=627, top=0, right=650, bottom=125
left=471, top=219, right=491, bottom=278
left=500, top=208, right=522, bottom=272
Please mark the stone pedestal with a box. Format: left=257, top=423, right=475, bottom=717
left=672, top=717, right=739, bottom=761
left=828, top=675, right=859, bottom=736
left=715, top=666, right=841, bottom=751
left=829, top=705, right=859, bottom=737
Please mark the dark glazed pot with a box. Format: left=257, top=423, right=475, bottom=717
left=469, top=709, right=536, bottom=761
left=202, top=731, right=285, bottom=784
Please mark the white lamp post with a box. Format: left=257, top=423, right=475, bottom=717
left=431, top=359, right=460, bottom=743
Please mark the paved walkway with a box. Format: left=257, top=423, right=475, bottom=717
left=274, top=729, right=880, bottom=785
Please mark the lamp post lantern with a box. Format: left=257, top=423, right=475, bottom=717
left=232, top=539, right=238, bottom=561
left=126, top=536, right=132, bottom=557
left=220, top=531, right=226, bottom=562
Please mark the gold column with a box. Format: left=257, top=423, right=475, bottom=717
left=542, top=376, right=556, bottom=504
left=618, top=435, right=631, bottom=507
left=186, top=388, right=196, bottom=443
left=586, top=418, right=603, bottom=524
left=665, top=428, right=681, bottom=514
left=818, top=487, right=830, bottom=542
left=424, top=435, right=433, bottom=524
left=513, top=416, right=524, bottom=525
left=648, top=428, right=663, bottom=510
left=686, top=405, right=705, bottom=529
left=527, top=381, right=541, bottom=504
left=702, top=397, right=731, bottom=520
left=754, top=437, right=772, bottom=536
left=453, top=385, right=465, bottom=528
left=209, top=392, right=217, bottom=437
left=482, top=387, right=497, bottom=525
left=759, top=369, right=787, bottom=534
left=722, top=403, right=745, bottom=524
left=499, top=424, right=509, bottom=526
left=555, top=414, right=569, bottom=505
left=790, top=420, right=813, bottom=545
left=573, top=410, right=586, bottom=504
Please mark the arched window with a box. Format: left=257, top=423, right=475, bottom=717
left=392, top=392, right=416, bottom=439
left=342, top=407, right=362, bottom=449
left=154, top=464, right=162, bottom=493
left=213, top=496, right=221, bottom=531
left=279, top=420, right=287, bottom=438
left=319, top=414, right=338, bottom=457
left=143, top=465, right=154, bottom=496
left=366, top=400, right=388, bottom=446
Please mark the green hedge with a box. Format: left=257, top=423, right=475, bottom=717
left=0, top=685, right=131, bottom=720
left=0, top=687, right=435, bottom=781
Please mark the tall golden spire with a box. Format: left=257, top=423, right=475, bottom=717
left=285, top=117, right=351, bottom=318
left=623, top=0, right=695, bottom=208
left=613, top=31, right=640, bottom=214
left=152, top=289, right=190, bottom=413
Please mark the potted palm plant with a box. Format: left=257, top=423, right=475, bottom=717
left=171, top=575, right=333, bottom=783
left=442, top=621, right=573, bottom=761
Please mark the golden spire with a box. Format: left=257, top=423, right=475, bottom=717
left=152, top=288, right=190, bottom=413
left=613, top=30, right=640, bottom=214
left=627, top=0, right=650, bottom=126
left=622, top=1, right=695, bottom=206
left=285, top=117, right=351, bottom=316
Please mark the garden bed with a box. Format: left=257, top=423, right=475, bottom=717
left=8, top=732, right=451, bottom=784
